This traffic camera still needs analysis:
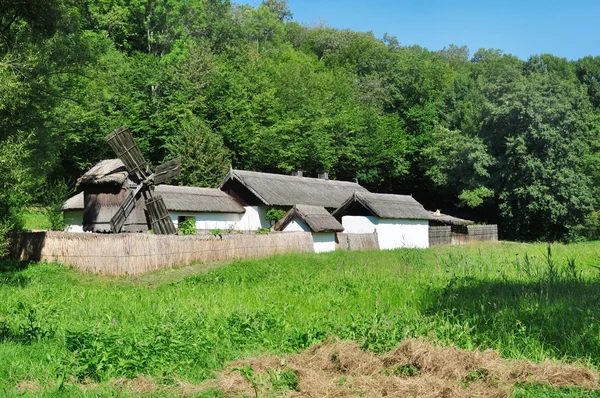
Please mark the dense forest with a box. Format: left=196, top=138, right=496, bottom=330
left=2, top=0, right=600, bottom=250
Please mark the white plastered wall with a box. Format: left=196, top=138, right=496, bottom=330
left=282, top=218, right=336, bottom=253
left=312, top=232, right=336, bottom=253
left=235, top=206, right=270, bottom=231
left=170, top=212, right=241, bottom=231
left=376, top=219, right=429, bottom=249
left=63, top=210, right=84, bottom=233
left=341, top=215, right=377, bottom=234
left=282, top=218, right=310, bottom=232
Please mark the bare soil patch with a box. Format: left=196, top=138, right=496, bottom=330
left=209, top=338, right=599, bottom=397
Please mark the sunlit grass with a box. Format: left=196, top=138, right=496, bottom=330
left=2, top=241, right=600, bottom=396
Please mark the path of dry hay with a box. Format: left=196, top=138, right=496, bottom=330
left=210, top=338, right=599, bottom=397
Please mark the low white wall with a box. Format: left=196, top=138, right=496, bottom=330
left=376, top=219, right=429, bottom=249
left=235, top=206, right=270, bottom=231
left=341, top=215, right=377, bottom=234
left=313, top=232, right=336, bottom=253
left=170, top=212, right=241, bottom=231
left=63, top=211, right=84, bottom=233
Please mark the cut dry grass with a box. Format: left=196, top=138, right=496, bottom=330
left=208, top=338, right=599, bottom=397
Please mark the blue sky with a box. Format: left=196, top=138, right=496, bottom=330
left=269, top=0, right=600, bottom=61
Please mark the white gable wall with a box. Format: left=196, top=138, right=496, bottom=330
left=235, top=206, right=270, bottom=231
left=341, top=215, right=377, bottom=234
left=281, top=218, right=310, bottom=232
left=63, top=210, right=84, bottom=233
left=170, top=212, right=241, bottom=231
left=376, top=219, right=429, bottom=249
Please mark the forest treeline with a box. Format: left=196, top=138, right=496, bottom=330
left=2, top=0, right=600, bottom=248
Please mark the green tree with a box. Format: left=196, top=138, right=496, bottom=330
left=164, top=117, right=231, bottom=187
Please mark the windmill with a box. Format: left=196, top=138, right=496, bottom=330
left=105, top=126, right=181, bottom=234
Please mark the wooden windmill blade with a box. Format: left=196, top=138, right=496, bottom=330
left=154, top=158, right=181, bottom=185
left=146, top=194, right=177, bottom=235
left=105, top=126, right=150, bottom=179
left=109, top=184, right=144, bottom=233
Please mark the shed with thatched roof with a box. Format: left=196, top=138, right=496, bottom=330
left=71, top=159, right=246, bottom=233
left=333, top=192, right=432, bottom=249
left=61, top=191, right=84, bottom=232
left=155, top=185, right=245, bottom=231
left=274, top=204, right=344, bottom=253
left=219, top=169, right=368, bottom=230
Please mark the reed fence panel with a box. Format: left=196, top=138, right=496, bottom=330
left=336, top=233, right=380, bottom=251
left=10, top=231, right=314, bottom=276
left=429, top=226, right=451, bottom=246
left=467, top=225, right=498, bottom=242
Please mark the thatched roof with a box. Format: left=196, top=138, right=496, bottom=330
left=429, top=210, right=474, bottom=226
left=274, top=204, right=344, bottom=233
left=333, top=192, right=432, bottom=220
left=63, top=185, right=245, bottom=214
left=220, top=169, right=368, bottom=209
left=155, top=185, right=245, bottom=213
left=62, top=192, right=84, bottom=211
left=77, top=159, right=128, bottom=187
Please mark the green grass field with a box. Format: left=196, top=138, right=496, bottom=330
left=21, top=210, right=51, bottom=231
left=2, top=241, right=600, bottom=396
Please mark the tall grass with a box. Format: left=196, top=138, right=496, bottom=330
left=1, top=241, right=600, bottom=396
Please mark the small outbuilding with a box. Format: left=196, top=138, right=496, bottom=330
left=274, top=204, right=344, bottom=253
left=61, top=191, right=84, bottom=232
left=333, top=192, right=432, bottom=249
left=219, top=169, right=368, bottom=230
left=155, top=185, right=245, bottom=232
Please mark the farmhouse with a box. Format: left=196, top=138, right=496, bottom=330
left=219, top=169, right=368, bottom=230
left=273, top=204, right=344, bottom=253
left=69, top=159, right=245, bottom=233
left=333, top=192, right=432, bottom=249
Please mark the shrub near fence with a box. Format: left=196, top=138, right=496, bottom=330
left=10, top=231, right=314, bottom=276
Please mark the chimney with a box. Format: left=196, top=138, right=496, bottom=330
left=291, top=170, right=303, bottom=177
left=318, top=172, right=329, bottom=180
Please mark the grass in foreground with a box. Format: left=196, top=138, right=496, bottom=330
left=2, top=241, right=600, bottom=396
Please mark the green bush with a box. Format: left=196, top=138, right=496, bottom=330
left=265, top=208, right=286, bottom=225
left=177, top=218, right=197, bottom=235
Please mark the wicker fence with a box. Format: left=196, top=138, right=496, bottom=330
left=467, top=225, right=498, bottom=242
left=336, top=233, right=380, bottom=251
left=429, top=224, right=499, bottom=246
left=10, top=231, right=314, bottom=276
left=429, top=226, right=451, bottom=246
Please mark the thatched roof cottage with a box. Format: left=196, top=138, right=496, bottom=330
left=274, top=204, right=344, bottom=253
left=333, top=192, right=432, bottom=249
left=219, top=169, right=368, bottom=230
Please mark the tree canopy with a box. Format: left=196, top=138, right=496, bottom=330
left=2, top=0, right=600, bottom=244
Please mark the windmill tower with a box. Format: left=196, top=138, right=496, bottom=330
left=78, top=126, right=181, bottom=234
left=105, top=126, right=181, bottom=234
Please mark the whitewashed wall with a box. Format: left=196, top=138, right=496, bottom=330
left=312, top=232, right=336, bottom=253
left=235, top=206, right=270, bottom=231
left=376, top=219, right=429, bottom=249
left=341, top=215, right=377, bottom=234
left=63, top=211, right=84, bottom=233
left=283, top=218, right=336, bottom=253
left=170, top=212, right=241, bottom=231
left=282, top=218, right=310, bottom=232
